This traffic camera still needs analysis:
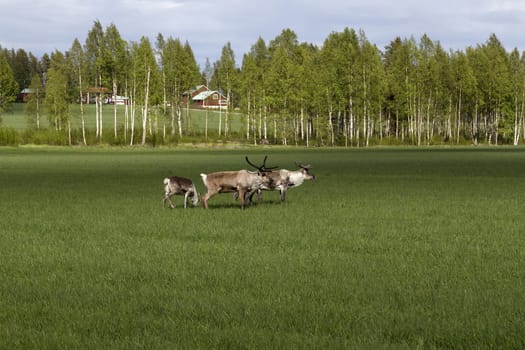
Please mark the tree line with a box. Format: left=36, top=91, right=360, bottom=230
left=1, top=20, right=525, bottom=146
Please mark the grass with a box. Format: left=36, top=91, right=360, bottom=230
left=1, top=103, right=244, bottom=133
left=1, top=147, right=525, bottom=348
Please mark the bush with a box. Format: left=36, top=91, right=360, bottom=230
left=0, top=127, right=21, bottom=145
left=22, top=129, right=69, bottom=145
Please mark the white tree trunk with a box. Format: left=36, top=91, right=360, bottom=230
left=141, top=66, right=151, bottom=146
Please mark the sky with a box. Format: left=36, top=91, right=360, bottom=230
left=1, top=0, right=525, bottom=68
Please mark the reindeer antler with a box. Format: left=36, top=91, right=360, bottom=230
left=261, top=155, right=278, bottom=171
left=245, top=156, right=259, bottom=169
left=246, top=155, right=278, bottom=171
left=295, top=161, right=311, bottom=169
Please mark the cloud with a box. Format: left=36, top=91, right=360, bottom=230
left=2, top=0, right=525, bottom=67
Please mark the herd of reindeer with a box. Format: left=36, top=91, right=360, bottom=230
left=162, top=156, right=316, bottom=209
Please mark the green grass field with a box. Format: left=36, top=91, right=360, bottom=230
left=2, top=103, right=244, bottom=133
left=1, top=147, right=525, bottom=348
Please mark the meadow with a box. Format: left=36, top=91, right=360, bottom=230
left=2, top=103, right=243, bottom=133
left=1, top=146, right=525, bottom=348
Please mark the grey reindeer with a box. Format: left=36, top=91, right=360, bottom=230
left=163, top=176, right=199, bottom=208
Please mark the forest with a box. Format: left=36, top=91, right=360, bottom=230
left=1, top=20, right=525, bottom=146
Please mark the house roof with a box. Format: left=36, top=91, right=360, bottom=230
left=192, top=90, right=225, bottom=101
left=87, top=86, right=112, bottom=94
left=183, top=85, right=208, bottom=96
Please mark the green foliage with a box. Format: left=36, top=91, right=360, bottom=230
left=6, top=23, right=525, bottom=146
left=44, top=57, right=70, bottom=130
left=1, top=148, right=525, bottom=348
left=24, top=74, right=45, bottom=128
left=0, top=127, right=20, bottom=145
left=0, top=53, right=19, bottom=116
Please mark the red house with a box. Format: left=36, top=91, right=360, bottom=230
left=183, top=85, right=228, bottom=109
left=18, top=88, right=33, bottom=102
left=192, top=90, right=227, bottom=109
left=182, top=85, right=208, bottom=105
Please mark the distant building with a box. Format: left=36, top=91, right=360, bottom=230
left=107, top=95, right=129, bottom=105
left=183, top=85, right=227, bottom=109
left=18, top=88, right=33, bottom=102
left=85, top=87, right=112, bottom=104
left=181, top=85, right=209, bottom=105
left=192, top=89, right=227, bottom=109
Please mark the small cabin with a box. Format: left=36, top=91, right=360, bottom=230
left=181, top=85, right=209, bottom=105
left=18, top=88, right=33, bottom=102
left=192, top=90, right=227, bottom=109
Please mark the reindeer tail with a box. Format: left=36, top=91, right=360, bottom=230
left=200, top=173, right=207, bottom=185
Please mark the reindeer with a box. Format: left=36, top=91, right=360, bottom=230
left=163, top=176, right=199, bottom=208
left=245, top=160, right=316, bottom=203
left=200, top=156, right=275, bottom=209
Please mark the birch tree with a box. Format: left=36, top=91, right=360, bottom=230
left=25, top=74, right=44, bottom=129
left=0, top=52, right=18, bottom=121
left=68, top=38, right=87, bottom=144
left=159, top=37, right=199, bottom=138
left=133, top=37, right=158, bottom=146
left=103, top=23, right=128, bottom=140
left=450, top=50, right=476, bottom=143
left=319, top=28, right=359, bottom=146
left=84, top=20, right=105, bottom=141
left=384, top=37, right=418, bottom=142
left=45, top=52, right=69, bottom=135
left=508, top=49, right=525, bottom=145
left=203, top=57, right=214, bottom=139
left=211, top=42, right=238, bottom=137
left=240, top=53, right=257, bottom=142
left=469, top=34, right=511, bottom=144
left=358, top=32, right=385, bottom=146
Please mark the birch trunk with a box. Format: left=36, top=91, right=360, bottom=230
left=177, top=105, right=182, bottom=137
left=79, top=69, right=86, bottom=145
left=205, top=108, right=209, bottom=140
left=457, top=88, right=462, bottom=144
left=141, top=66, right=151, bottom=146
left=113, top=79, right=118, bottom=139
left=95, top=94, right=100, bottom=138
left=130, top=96, right=135, bottom=146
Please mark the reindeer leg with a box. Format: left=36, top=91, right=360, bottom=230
left=280, top=177, right=290, bottom=203
left=238, top=189, right=246, bottom=209
left=184, top=192, right=189, bottom=209
left=202, top=189, right=218, bottom=209
left=163, top=193, right=174, bottom=208
left=280, top=189, right=286, bottom=203
left=167, top=193, right=176, bottom=208
left=202, top=193, right=209, bottom=209
left=244, top=189, right=254, bottom=204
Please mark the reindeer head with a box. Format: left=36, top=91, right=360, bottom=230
left=191, top=189, right=200, bottom=206
left=295, top=161, right=316, bottom=180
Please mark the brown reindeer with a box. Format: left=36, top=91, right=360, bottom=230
left=200, top=156, right=275, bottom=209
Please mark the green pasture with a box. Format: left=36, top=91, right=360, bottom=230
left=1, top=103, right=243, bottom=133
left=1, top=147, right=525, bottom=348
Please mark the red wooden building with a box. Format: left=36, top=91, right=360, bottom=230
left=183, top=85, right=227, bottom=109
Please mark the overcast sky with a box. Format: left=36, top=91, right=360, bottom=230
left=1, top=0, right=525, bottom=68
